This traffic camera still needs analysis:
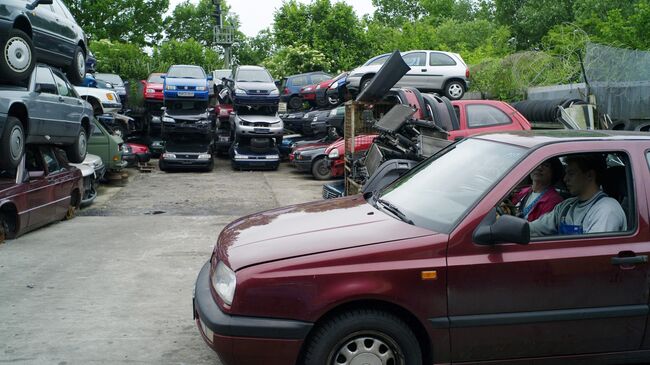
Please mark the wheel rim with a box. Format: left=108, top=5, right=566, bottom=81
left=4, top=37, right=31, bottom=73
left=76, top=51, right=85, bottom=78
left=448, top=83, right=463, bottom=98
left=9, top=125, right=24, bottom=161
left=330, top=333, right=400, bottom=365
left=316, top=160, right=329, bottom=177
left=78, top=131, right=87, bottom=156
left=328, top=96, right=339, bottom=105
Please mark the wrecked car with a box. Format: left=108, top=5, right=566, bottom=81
left=0, top=145, right=82, bottom=243
left=158, top=135, right=214, bottom=172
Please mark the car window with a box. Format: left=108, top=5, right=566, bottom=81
left=41, top=147, right=62, bottom=174
left=92, top=122, right=104, bottom=136
left=291, top=76, right=309, bottom=87
left=35, top=67, right=57, bottom=95
left=429, top=52, right=457, bottom=66
left=148, top=74, right=164, bottom=83
left=403, top=52, right=427, bottom=67
left=366, top=55, right=389, bottom=66
left=500, top=152, right=633, bottom=240
left=52, top=0, right=69, bottom=19
left=51, top=71, right=76, bottom=98
left=96, top=74, right=124, bottom=86
left=25, top=148, right=44, bottom=173
left=466, top=104, right=512, bottom=128
left=453, top=105, right=460, bottom=121
left=312, top=74, right=331, bottom=83
left=167, top=66, right=206, bottom=79
left=379, top=139, right=526, bottom=233
left=236, top=69, right=273, bottom=83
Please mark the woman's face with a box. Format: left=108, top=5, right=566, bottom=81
left=530, top=161, right=553, bottom=187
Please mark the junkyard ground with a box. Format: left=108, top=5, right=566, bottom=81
left=0, top=157, right=325, bottom=364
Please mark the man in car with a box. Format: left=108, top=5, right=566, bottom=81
left=529, top=154, right=626, bottom=236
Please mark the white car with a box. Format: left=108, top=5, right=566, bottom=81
left=70, top=153, right=103, bottom=206
left=74, top=86, right=122, bottom=116
left=347, top=50, right=471, bottom=100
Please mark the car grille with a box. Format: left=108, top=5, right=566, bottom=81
left=178, top=86, right=196, bottom=91
left=254, top=122, right=270, bottom=127
left=322, top=185, right=342, bottom=199
left=176, top=154, right=199, bottom=159
left=246, top=90, right=270, bottom=95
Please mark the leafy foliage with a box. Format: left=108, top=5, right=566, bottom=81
left=263, top=45, right=332, bottom=80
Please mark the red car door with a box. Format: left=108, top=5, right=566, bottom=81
left=445, top=143, right=650, bottom=362
left=41, top=147, right=74, bottom=218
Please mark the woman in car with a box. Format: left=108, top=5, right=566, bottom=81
left=511, top=157, right=565, bottom=221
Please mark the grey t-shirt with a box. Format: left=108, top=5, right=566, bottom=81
left=530, top=191, right=627, bottom=236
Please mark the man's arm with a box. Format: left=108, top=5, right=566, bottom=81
left=529, top=202, right=564, bottom=236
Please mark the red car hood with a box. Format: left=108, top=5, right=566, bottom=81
left=216, top=196, right=437, bottom=271
left=292, top=141, right=331, bottom=153
left=325, top=134, right=378, bottom=154
left=146, top=82, right=163, bottom=90
left=127, top=143, right=149, bottom=153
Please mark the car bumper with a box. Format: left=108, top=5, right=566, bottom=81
left=235, top=125, right=283, bottom=138
left=330, top=157, right=345, bottom=178
left=145, top=94, right=164, bottom=103
left=159, top=158, right=212, bottom=170
left=300, top=92, right=316, bottom=101
left=193, top=262, right=309, bottom=365
left=164, top=90, right=209, bottom=100
left=323, top=180, right=345, bottom=199
left=292, top=158, right=312, bottom=172
left=102, top=102, right=122, bottom=114
left=233, top=95, right=280, bottom=106
left=231, top=155, right=280, bottom=170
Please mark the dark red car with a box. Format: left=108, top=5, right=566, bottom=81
left=141, top=72, right=164, bottom=112
left=0, top=145, right=82, bottom=243
left=299, top=72, right=346, bottom=108
left=325, top=134, right=378, bottom=179
left=448, top=99, right=532, bottom=141
left=194, top=130, right=650, bottom=365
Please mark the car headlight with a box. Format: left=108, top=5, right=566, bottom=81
left=304, top=87, right=312, bottom=92
left=267, top=154, right=279, bottom=159
left=316, top=84, right=321, bottom=90
left=269, top=89, right=279, bottom=96
left=235, top=88, right=247, bottom=95
left=120, top=144, right=129, bottom=153
left=196, top=86, right=206, bottom=91
left=162, top=153, right=176, bottom=159
left=162, top=116, right=175, bottom=123
left=152, top=141, right=163, bottom=147
left=328, top=149, right=339, bottom=159
left=198, top=153, right=211, bottom=160
left=166, top=85, right=177, bottom=90
left=146, top=88, right=155, bottom=93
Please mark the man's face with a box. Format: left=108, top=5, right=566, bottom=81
left=564, top=161, right=591, bottom=196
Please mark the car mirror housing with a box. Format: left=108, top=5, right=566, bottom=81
left=473, top=208, right=530, bottom=246
left=27, top=0, right=53, bottom=10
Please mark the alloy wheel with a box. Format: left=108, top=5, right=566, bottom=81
left=448, top=83, right=463, bottom=99
left=4, top=37, right=31, bottom=73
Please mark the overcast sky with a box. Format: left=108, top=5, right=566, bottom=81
left=167, top=0, right=376, bottom=37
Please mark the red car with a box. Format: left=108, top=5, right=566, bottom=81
left=448, top=99, right=532, bottom=141
left=195, top=130, right=648, bottom=365
left=141, top=72, right=165, bottom=112
left=325, top=134, right=378, bottom=179
left=0, top=146, right=82, bottom=243
left=122, top=143, right=151, bottom=167
left=299, top=72, right=346, bottom=108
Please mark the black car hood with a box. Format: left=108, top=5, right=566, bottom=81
left=356, top=50, right=410, bottom=103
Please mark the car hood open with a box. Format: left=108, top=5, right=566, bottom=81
left=216, top=195, right=437, bottom=271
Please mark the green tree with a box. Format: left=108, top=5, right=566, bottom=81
left=371, top=0, right=426, bottom=26
left=164, top=0, right=240, bottom=46
left=233, top=29, right=275, bottom=66
left=61, top=0, right=169, bottom=46
left=89, top=39, right=151, bottom=80
left=263, top=45, right=332, bottom=79
left=153, top=39, right=223, bottom=73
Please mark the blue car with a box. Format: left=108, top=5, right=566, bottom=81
left=280, top=71, right=331, bottom=110
left=163, top=65, right=212, bottom=101
left=230, top=66, right=280, bottom=107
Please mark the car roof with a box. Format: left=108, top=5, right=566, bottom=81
left=237, top=65, right=267, bottom=71
left=288, top=71, right=329, bottom=78
left=475, top=130, right=650, bottom=149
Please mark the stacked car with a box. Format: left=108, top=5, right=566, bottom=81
left=220, top=65, right=283, bottom=170
left=158, top=64, right=215, bottom=172
left=0, top=0, right=100, bottom=241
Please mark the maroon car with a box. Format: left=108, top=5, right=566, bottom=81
left=0, top=145, right=82, bottom=243
left=194, top=130, right=650, bottom=364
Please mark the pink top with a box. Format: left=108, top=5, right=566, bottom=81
left=513, top=186, right=564, bottom=222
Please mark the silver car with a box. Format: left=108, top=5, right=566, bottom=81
left=231, top=114, right=284, bottom=140
left=347, top=50, right=470, bottom=100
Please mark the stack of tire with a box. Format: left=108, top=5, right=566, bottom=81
left=511, top=99, right=587, bottom=123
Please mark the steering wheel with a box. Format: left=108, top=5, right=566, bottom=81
left=496, top=199, right=516, bottom=217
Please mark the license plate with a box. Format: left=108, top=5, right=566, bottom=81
left=178, top=91, right=194, bottom=97
left=279, top=102, right=287, bottom=113
left=219, top=136, right=230, bottom=142
left=254, top=128, right=270, bottom=133
left=200, top=318, right=214, bottom=342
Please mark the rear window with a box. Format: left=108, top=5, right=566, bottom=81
left=466, top=104, right=512, bottom=128
left=148, top=74, right=164, bottom=83
left=429, top=53, right=457, bottom=66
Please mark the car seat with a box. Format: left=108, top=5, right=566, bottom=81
left=602, top=166, right=632, bottom=226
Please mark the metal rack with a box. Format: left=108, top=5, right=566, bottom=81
left=343, top=100, right=375, bottom=196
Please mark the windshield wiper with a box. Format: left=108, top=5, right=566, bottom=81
left=376, top=198, right=414, bottom=225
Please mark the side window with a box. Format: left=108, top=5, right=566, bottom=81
left=51, top=0, right=67, bottom=18
left=402, top=52, right=426, bottom=67
left=367, top=55, right=389, bottom=66
left=25, top=148, right=44, bottom=173
left=35, top=67, right=57, bottom=95
left=497, top=152, right=632, bottom=239
left=41, top=147, right=62, bottom=174
left=466, top=104, right=512, bottom=128
left=51, top=71, right=75, bottom=98
left=92, top=123, right=104, bottom=136
left=429, top=53, right=457, bottom=66
left=453, top=105, right=460, bottom=122
left=292, top=76, right=308, bottom=87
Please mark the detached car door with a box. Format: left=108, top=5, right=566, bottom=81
left=445, top=143, right=649, bottom=362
